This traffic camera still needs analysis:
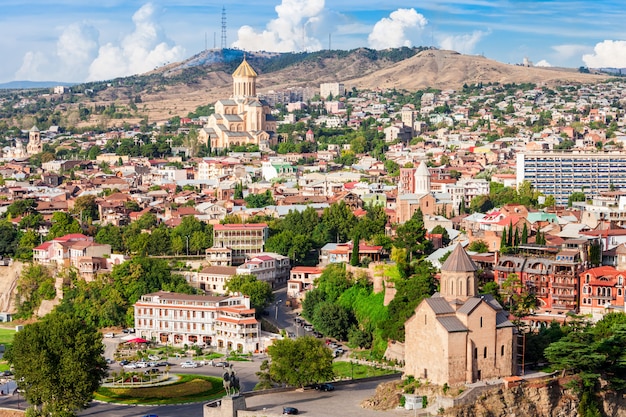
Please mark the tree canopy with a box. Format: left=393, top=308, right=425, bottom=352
left=225, top=274, right=274, bottom=314
left=266, top=336, right=334, bottom=387
left=6, top=311, right=107, bottom=417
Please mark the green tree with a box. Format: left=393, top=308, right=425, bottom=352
left=244, top=190, right=275, bottom=208
left=521, top=223, right=528, bottom=244
left=47, top=212, right=81, bottom=240
left=95, top=224, right=124, bottom=253
left=0, top=222, right=18, bottom=256
left=350, top=233, right=360, bottom=266
left=317, top=201, right=358, bottom=243
left=394, top=209, right=432, bottom=261
left=267, top=336, right=334, bottom=387
left=71, top=195, right=99, bottom=222
left=315, top=264, right=352, bottom=303
left=468, top=240, right=489, bottom=253
left=225, top=274, right=274, bottom=313
left=6, top=311, right=107, bottom=417
left=568, top=191, right=586, bottom=207
left=311, top=301, right=354, bottom=340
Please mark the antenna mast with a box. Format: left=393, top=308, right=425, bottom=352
left=221, top=6, right=227, bottom=49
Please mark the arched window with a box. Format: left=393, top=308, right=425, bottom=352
left=473, top=348, right=477, bottom=359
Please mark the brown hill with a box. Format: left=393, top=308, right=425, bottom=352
left=347, top=49, right=607, bottom=90
left=87, top=49, right=608, bottom=125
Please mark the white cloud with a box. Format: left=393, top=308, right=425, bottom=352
left=87, top=3, right=185, bottom=81
left=535, top=59, right=552, bottom=67
left=552, top=44, right=592, bottom=60
left=582, top=40, right=626, bottom=68
left=368, top=8, right=428, bottom=50
left=437, top=30, right=487, bottom=54
left=233, top=0, right=325, bottom=52
left=15, top=23, right=98, bottom=81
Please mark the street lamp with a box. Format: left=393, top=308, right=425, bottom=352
left=275, top=299, right=282, bottom=320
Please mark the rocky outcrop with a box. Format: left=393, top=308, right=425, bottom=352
left=443, top=377, right=626, bottom=417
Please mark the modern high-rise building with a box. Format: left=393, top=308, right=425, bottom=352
left=320, top=82, right=345, bottom=99
left=517, top=152, right=626, bottom=205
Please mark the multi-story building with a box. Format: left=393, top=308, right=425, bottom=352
left=236, top=253, right=290, bottom=288
left=134, top=291, right=261, bottom=353
left=580, top=265, right=626, bottom=322
left=287, top=266, right=323, bottom=299
left=197, top=265, right=238, bottom=294
left=493, top=240, right=598, bottom=315
left=517, top=151, right=626, bottom=205
left=211, top=223, right=269, bottom=266
left=320, top=82, right=345, bottom=99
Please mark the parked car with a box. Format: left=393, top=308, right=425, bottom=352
left=304, top=325, right=313, bottom=332
left=123, top=363, right=137, bottom=370
left=142, top=414, right=158, bottom=417
left=180, top=361, right=198, bottom=368
left=213, top=361, right=229, bottom=368
left=315, top=383, right=334, bottom=391
left=104, top=332, right=114, bottom=338
left=119, top=360, right=130, bottom=366
left=135, top=362, right=148, bottom=368
left=148, top=355, right=161, bottom=361
left=283, top=406, right=299, bottom=415
left=154, top=362, right=170, bottom=367
left=105, top=358, right=115, bottom=365
left=328, top=342, right=338, bottom=349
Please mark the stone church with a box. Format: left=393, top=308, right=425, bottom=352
left=200, top=58, right=276, bottom=151
left=404, top=244, right=517, bottom=385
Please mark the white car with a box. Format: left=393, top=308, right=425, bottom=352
left=123, top=363, right=137, bottom=369
left=180, top=361, right=198, bottom=368
left=148, top=355, right=161, bottom=361
left=104, top=333, right=114, bottom=338
left=135, top=362, right=148, bottom=368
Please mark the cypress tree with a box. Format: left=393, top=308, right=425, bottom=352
left=521, top=223, right=528, bottom=244
left=514, top=228, right=520, bottom=247
left=500, top=226, right=507, bottom=250
left=350, top=234, right=360, bottom=266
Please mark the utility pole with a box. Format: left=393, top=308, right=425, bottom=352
left=221, top=6, right=227, bottom=49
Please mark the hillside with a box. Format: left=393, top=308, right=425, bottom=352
left=3, top=47, right=610, bottom=127
left=99, top=48, right=607, bottom=124
left=348, top=49, right=608, bottom=91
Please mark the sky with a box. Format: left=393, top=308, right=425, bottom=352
left=2, top=0, right=626, bottom=84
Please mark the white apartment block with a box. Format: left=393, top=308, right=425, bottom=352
left=134, top=291, right=261, bottom=353
left=320, top=82, right=345, bottom=99
left=518, top=152, right=626, bottom=205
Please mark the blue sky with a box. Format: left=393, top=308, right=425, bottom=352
left=2, top=0, right=626, bottom=83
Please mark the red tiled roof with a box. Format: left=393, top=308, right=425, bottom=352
left=213, top=223, right=268, bottom=230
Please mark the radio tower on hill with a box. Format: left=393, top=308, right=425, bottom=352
left=221, top=6, right=227, bottom=49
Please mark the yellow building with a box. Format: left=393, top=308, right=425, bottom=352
left=201, top=59, right=277, bottom=151
left=404, top=244, right=517, bottom=385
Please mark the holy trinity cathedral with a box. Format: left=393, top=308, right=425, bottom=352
left=200, top=58, right=276, bottom=151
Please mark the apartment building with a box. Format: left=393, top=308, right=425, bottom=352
left=197, top=265, right=238, bottom=294
left=134, top=291, right=261, bottom=353
left=320, top=82, right=345, bottom=99
left=517, top=151, right=626, bottom=205
left=287, top=266, right=323, bottom=299
left=211, top=223, right=269, bottom=266
left=236, top=253, right=290, bottom=288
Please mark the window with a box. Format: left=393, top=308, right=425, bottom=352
left=473, top=348, right=477, bottom=359
left=501, top=345, right=505, bottom=356
left=484, top=347, right=487, bottom=358
left=480, top=317, right=483, bottom=328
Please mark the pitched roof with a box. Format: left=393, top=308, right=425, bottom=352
left=441, top=243, right=477, bottom=272
left=437, top=316, right=468, bottom=333
left=425, top=297, right=455, bottom=315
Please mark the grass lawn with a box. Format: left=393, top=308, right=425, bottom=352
left=333, top=361, right=398, bottom=380
left=95, top=374, right=225, bottom=405
left=0, top=328, right=16, bottom=371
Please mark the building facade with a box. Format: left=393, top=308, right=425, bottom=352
left=211, top=223, right=269, bottom=266
left=404, top=244, right=516, bottom=386
left=134, top=291, right=261, bottom=353
left=236, top=253, right=290, bottom=288
left=517, top=151, right=626, bottom=205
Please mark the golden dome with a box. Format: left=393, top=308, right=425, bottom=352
left=232, top=58, right=258, bottom=78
